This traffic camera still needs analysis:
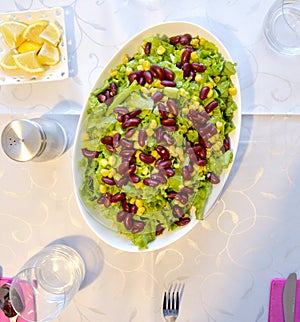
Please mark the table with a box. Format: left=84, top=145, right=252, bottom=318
left=1, top=0, right=300, bottom=321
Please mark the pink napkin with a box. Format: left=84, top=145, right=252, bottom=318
left=269, top=278, right=300, bottom=322
left=0, top=277, right=32, bottom=322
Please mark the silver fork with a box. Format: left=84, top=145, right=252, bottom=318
left=162, top=283, right=184, bottom=322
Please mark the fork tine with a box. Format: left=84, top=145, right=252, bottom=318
left=163, top=291, right=167, bottom=310
left=175, top=291, right=179, bottom=310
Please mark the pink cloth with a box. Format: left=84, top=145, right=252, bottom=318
left=269, top=278, right=300, bottom=322
left=0, top=277, right=34, bottom=322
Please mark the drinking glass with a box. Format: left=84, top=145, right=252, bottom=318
left=9, top=244, right=85, bottom=322
left=264, top=0, right=300, bottom=55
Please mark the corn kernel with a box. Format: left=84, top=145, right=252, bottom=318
left=108, top=156, right=116, bottom=166
left=142, top=167, right=149, bottom=175
left=135, top=199, right=143, bottom=208
left=100, top=169, right=109, bottom=176
left=137, top=64, right=143, bottom=71
left=99, top=185, right=106, bottom=193
left=192, top=95, right=199, bottom=102
left=190, top=38, right=199, bottom=47
left=207, top=89, right=214, bottom=99
left=205, top=82, right=214, bottom=89
left=126, top=67, right=133, bottom=75
left=142, top=60, right=151, bottom=70
left=135, top=182, right=143, bottom=188
left=195, top=74, right=202, bottom=82
left=157, top=46, right=166, bottom=55
left=229, top=87, right=237, bottom=96
left=182, top=107, right=189, bottom=115
left=191, top=51, right=198, bottom=60
left=137, top=207, right=145, bottom=215
left=122, top=54, right=129, bottom=64
left=146, top=128, right=154, bottom=136
left=173, top=163, right=180, bottom=169
left=130, top=197, right=136, bottom=204
left=99, top=159, right=108, bottom=167
left=214, top=76, right=221, bottom=83
left=150, top=119, right=157, bottom=128
left=179, top=88, right=187, bottom=96
left=151, top=150, right=159, bottom=158
left=82, top=133, right=89, bottom=140
left=200, top=37, right=206, bottom=46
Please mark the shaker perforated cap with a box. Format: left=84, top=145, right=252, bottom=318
left=1, top=119, right=46, bottom=162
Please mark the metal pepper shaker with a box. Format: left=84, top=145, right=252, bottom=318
left=1, top=118, right=67, bottom=162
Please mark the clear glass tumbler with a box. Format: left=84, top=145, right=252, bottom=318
left=264, top=0, right=300, bottom=55
left=9, top=244, right=85, bottom=322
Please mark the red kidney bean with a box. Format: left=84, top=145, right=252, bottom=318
left=102, top=177, right=116, bottom=186
left=181, top=49, right=191, bottom=64
left=132, top=221, right=145, bottom=234
left=163, top=133, right=174, bottom=145
left=151, top=91, right=164, bottom=103
left=119, top=161, right=129, bottom=175
left=158, top=103, right=168, bottom=119
left=161, top=118, right=177, bottom=126
left=164, top=68, right=175, bottom=81
left=111, top=192, right=126, bottom=203
left=143, top=70, right=153, bottom=84
left=173, top=205, right=184, bottom=218
left=139, top=153, right=155, bottom=164
left=207, top=172, right=220, bottom=184
left=120, top=138, right=134, bottom=148
left=176, top=193, right=188, bottom=205
left=205, top=100, right=218, bottom=113
left=189, top=69, right=196, bottom=80
left=144, top=42, right=151, bottom=55
left=81, top=148, right=99, bottom=159
left=124, top=128, right=135, bottom=138
left=138, top=130, right=147, bottom=147
left=97, top=196, right=106, bottom=205
left=199, top=146, right=206, bottom=159
left=128, top=164, right=136, bottom=175
left=198, top=135, right=212, bottom=148
left=180, top=33, right=192, bottom=45
left=116, top=176, right=129, bottom=188
left=138, top=76, right=146, bottom=86
left=176, top=62, right=183, bottom=69
left=163, top=125, right=179, bottom=132
left=181, top=62, right=190, bottom=77
left=165, top=168, right=175, bottom=177
left=104, top=197, right=111, bottom=208
left=128, top=72, right=139, bottom=84
left=223, top=138, right=230, bottom=152
left=181, top=186, right=194, bottom=195
left=156, top=145, right=170, bottom=159
left=143, top=178, right=160, bottom=187
left=156, top=127, right=164, bottom=143
left=150, top=64, right=164, bottom=80
left=124, top=214, right=133, bottom=230
left=122, top=117, right=141, bottom=128
left=129, top=174, right=140, bottom=183
left=169, top=35, right=181, bottom=45
left=155, top=158, right=172, bottom=169
left=191, top=62, right=206, bottom=73
left=175, top=217, right=191, bottom=226
left=120, top=149, right=135, bottom=157
left=130, top=204, right=138, bottom=214
left=105, top=145, right=115, bottom=153
left=167, top=191, right=177, bottom=199
left=114, top=107, right=129, bottom=115
left=151, top=173, right=167, bottom=184
left=200, top=86, right=210, bottom=100
left=97, top=93, right=106, bottom=103
left=166, top=99, right=179, bottom=116
left=121, top=199, right=131, bottom=212
left=182, top=166, right=191, bottom=180
left=117, top=211, right=127, bottom=222
left=112, top=133, right=120, bottom=148
left=117, top=114, right=124, bottom=122
left=105, top=96, right=114, bottom=105
left=161, top=80, right=176, bottom=87
left=101, top=136, right=113, bottom=145
left=110, top=82, right=118, bottom=96
left=128, top=109, right=142, bottom=118
left=196, top=159, right=207, bottom=166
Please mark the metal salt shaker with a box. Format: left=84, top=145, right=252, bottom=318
left=1, top=118, right=67, bottom=162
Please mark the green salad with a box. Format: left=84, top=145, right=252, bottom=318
left=78, top=32, right=238, bottom=249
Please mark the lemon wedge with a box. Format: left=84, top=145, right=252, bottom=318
left=13, top=51, right=45, bottom=73
left=22, top=20, right=48, bottom=44
left=0, top=51, right=18, bottom=70
left=0, top=21, right=27, bottom=48
left=17, top=41, right=42, bottom=53
left=39, top=22, right=62, bottom=46
left=37, top=41, right=60, bottom=66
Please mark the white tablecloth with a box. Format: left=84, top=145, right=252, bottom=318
left=1, top=1, right=300, bottom=321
